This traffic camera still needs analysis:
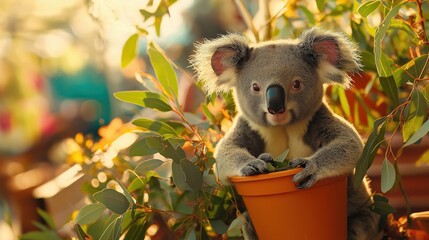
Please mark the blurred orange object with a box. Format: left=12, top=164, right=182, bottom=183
left=410, top=211, right=429, bottom=240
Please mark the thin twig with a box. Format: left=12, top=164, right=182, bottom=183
left=234, top=0, right=260, bottom=42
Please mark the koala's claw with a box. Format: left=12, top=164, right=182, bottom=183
left=257, top=153, right=274, bottom=163
left=241, top=159, right=268, bottom=176
left=290, top=158, right=318, bottom=189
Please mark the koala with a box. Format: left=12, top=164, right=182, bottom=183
left=191, top=28, right=381, bottom=240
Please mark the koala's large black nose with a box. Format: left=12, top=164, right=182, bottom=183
left=266, top=85, right=285, bottom=114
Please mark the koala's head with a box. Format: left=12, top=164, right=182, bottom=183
left=191, top=28, right=361, bottom=127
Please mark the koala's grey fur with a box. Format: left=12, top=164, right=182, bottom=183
left=191, top=28, right=381, bottom=240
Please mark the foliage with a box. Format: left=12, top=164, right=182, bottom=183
left=22, top=0, right=429, bottom=239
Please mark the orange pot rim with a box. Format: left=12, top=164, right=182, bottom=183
left=230, top=167, right=303, bottom=183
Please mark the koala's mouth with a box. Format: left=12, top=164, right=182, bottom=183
left=265, top=110, right=292, bottom=126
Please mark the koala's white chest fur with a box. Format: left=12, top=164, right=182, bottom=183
left=249, top=120, right=314, bottom=159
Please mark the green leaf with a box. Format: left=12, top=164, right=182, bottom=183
left=360, top=51, right=377, bottom=72
left=132, top=136, right=186, bottom=163
left=404, top=119, right=429, bottom=147
left=209, top=219, right=228, bottom=234
left=74, top=224, right=89, bottom=240
left=156, top=139, right=186, bottom=163
left=75, top=203, right=106, bottom=225
left=114, top=91, right=172, bottom=112
left=374, top=3, right=402, bottom=77
left=124, top=215, right=152, bottom=240
left=127, top=177, right=146, bottom=193
left=403, top=90, right=427, bottom=142
left=135, top=159, right=165, bottom=175
left=133, top=118, right=178, bottom=136
left=115, top=179, right=135, bottom=204
left=20, top=231, right=61, bottom=240
left=338, top=87, right=351, bottom=118
left=184, top=229, right=196, bottom=240
left=180, top=159, right=203, bottom=192
left=93, top=189, right=130, bottom=214
left=172, top=162, right=191, bottom=191
left=228, top=216, right=244, bottom=232
left=121, top=33, right=139, bottom=68
left=381, top=158, right=396, bottom=193
left=393, top=55, right=429, bottom=86
left=316, top=0, right=327, bottom=12
left=129, top=137, right=161, bottom=157
left=297, top=6, right=315, bottom=25
left=354, top=118, right=387, bottom=188
left=36, top=208, right=56, bottom=230
left=147, top=41, right=178, bottom=97
left=99, top=216, right=123, bottom=240
left=379, top=76, right=398, bottom=107
left=274, top=149, right=289, bottom=163
left=267, top=163, right=276, bottom=172
left=358, top=0, right=380, bottom=17
left=202, top=104, right=215, bottom=123
left=371, top=199, right=396, bottom=215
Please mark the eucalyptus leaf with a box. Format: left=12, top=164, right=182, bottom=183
left=381, top=158, right=396, bottom=193
left=132, top=118, right=178, bottom=136
left=75, top=203, right=106, bottom=225
left=209, top=219, right=228, bottom=234
left=403, top=90, right=427, bottom=142
left=371, top=199, right=396, bottom=215
left=184, top=229, right=196, bottom=240
left=124, top=214, right=152, bottom=240
left=20, top=231, right=61, bottom=240
left=74, top=224, right=89, bottom=240
left=338, top=87, right=351, bottom=118
left=121, top=33, right=139, bottom=68
left=93, top=189, right=130, bottom=214
left=115, top=179, right=135, bottom=204
left=374, top=3, right=402, bottom=77
left=135, top=159, right=165, bottom=175
left=180, top=159, right=203, bottom=192
left=354, top=118, right=387, bottom=188
left=274, top=149, right=289, bottom=163
left=172, top=162, right=192, bottom=191
left=404, top=119, right=429, bottom=147
left=127, top=177, right=145, bottom=192
left=99, top=216, right=123, bottom=240
left=129, top=137, right=161, bottom=157
left=147, top=41, right=178, bottom=97
left=358, top=0, right=380, bottom=17
left=36, top=208, right=56, bottom=230
left=379, top=76, right=398, bottom=107
left=114, top=91, right=171, bottom=112
left=393, top=55, right=429, bottom=86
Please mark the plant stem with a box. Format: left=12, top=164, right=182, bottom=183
left=234, top=0, right=260, bottom=41
left=258, top=0, right=271, bottom=41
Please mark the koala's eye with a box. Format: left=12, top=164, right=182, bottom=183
left=252, top=83, right=261, bottom=92
left=291, top=80, right=302, bottom=91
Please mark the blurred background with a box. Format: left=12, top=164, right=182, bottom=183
left=0, top=0, right=253, bottom=237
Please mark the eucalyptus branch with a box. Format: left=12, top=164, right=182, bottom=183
left=258, top=0, right=271, bottom=41
left=234, top=0, right=260, bottom=42
left=416, top=0, right=428, bottom=44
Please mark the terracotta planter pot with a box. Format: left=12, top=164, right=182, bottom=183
left=231, top=168, right=347, bottom=240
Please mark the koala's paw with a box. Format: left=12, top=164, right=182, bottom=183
left=240, top=154, right=273, bottom=176
left=257, top=153, right=274, bottom=164
left=289, top=158, right=318, bottom=189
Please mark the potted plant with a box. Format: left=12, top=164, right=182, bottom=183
left=231, top=167, right=347, bottom=240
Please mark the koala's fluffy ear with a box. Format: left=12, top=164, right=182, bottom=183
left=191, top=34, right=250, bottom=94
left=298, top=28, right=361, bottom=88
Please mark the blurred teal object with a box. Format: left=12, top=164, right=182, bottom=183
left=49, top=64, right=111, bottom=134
